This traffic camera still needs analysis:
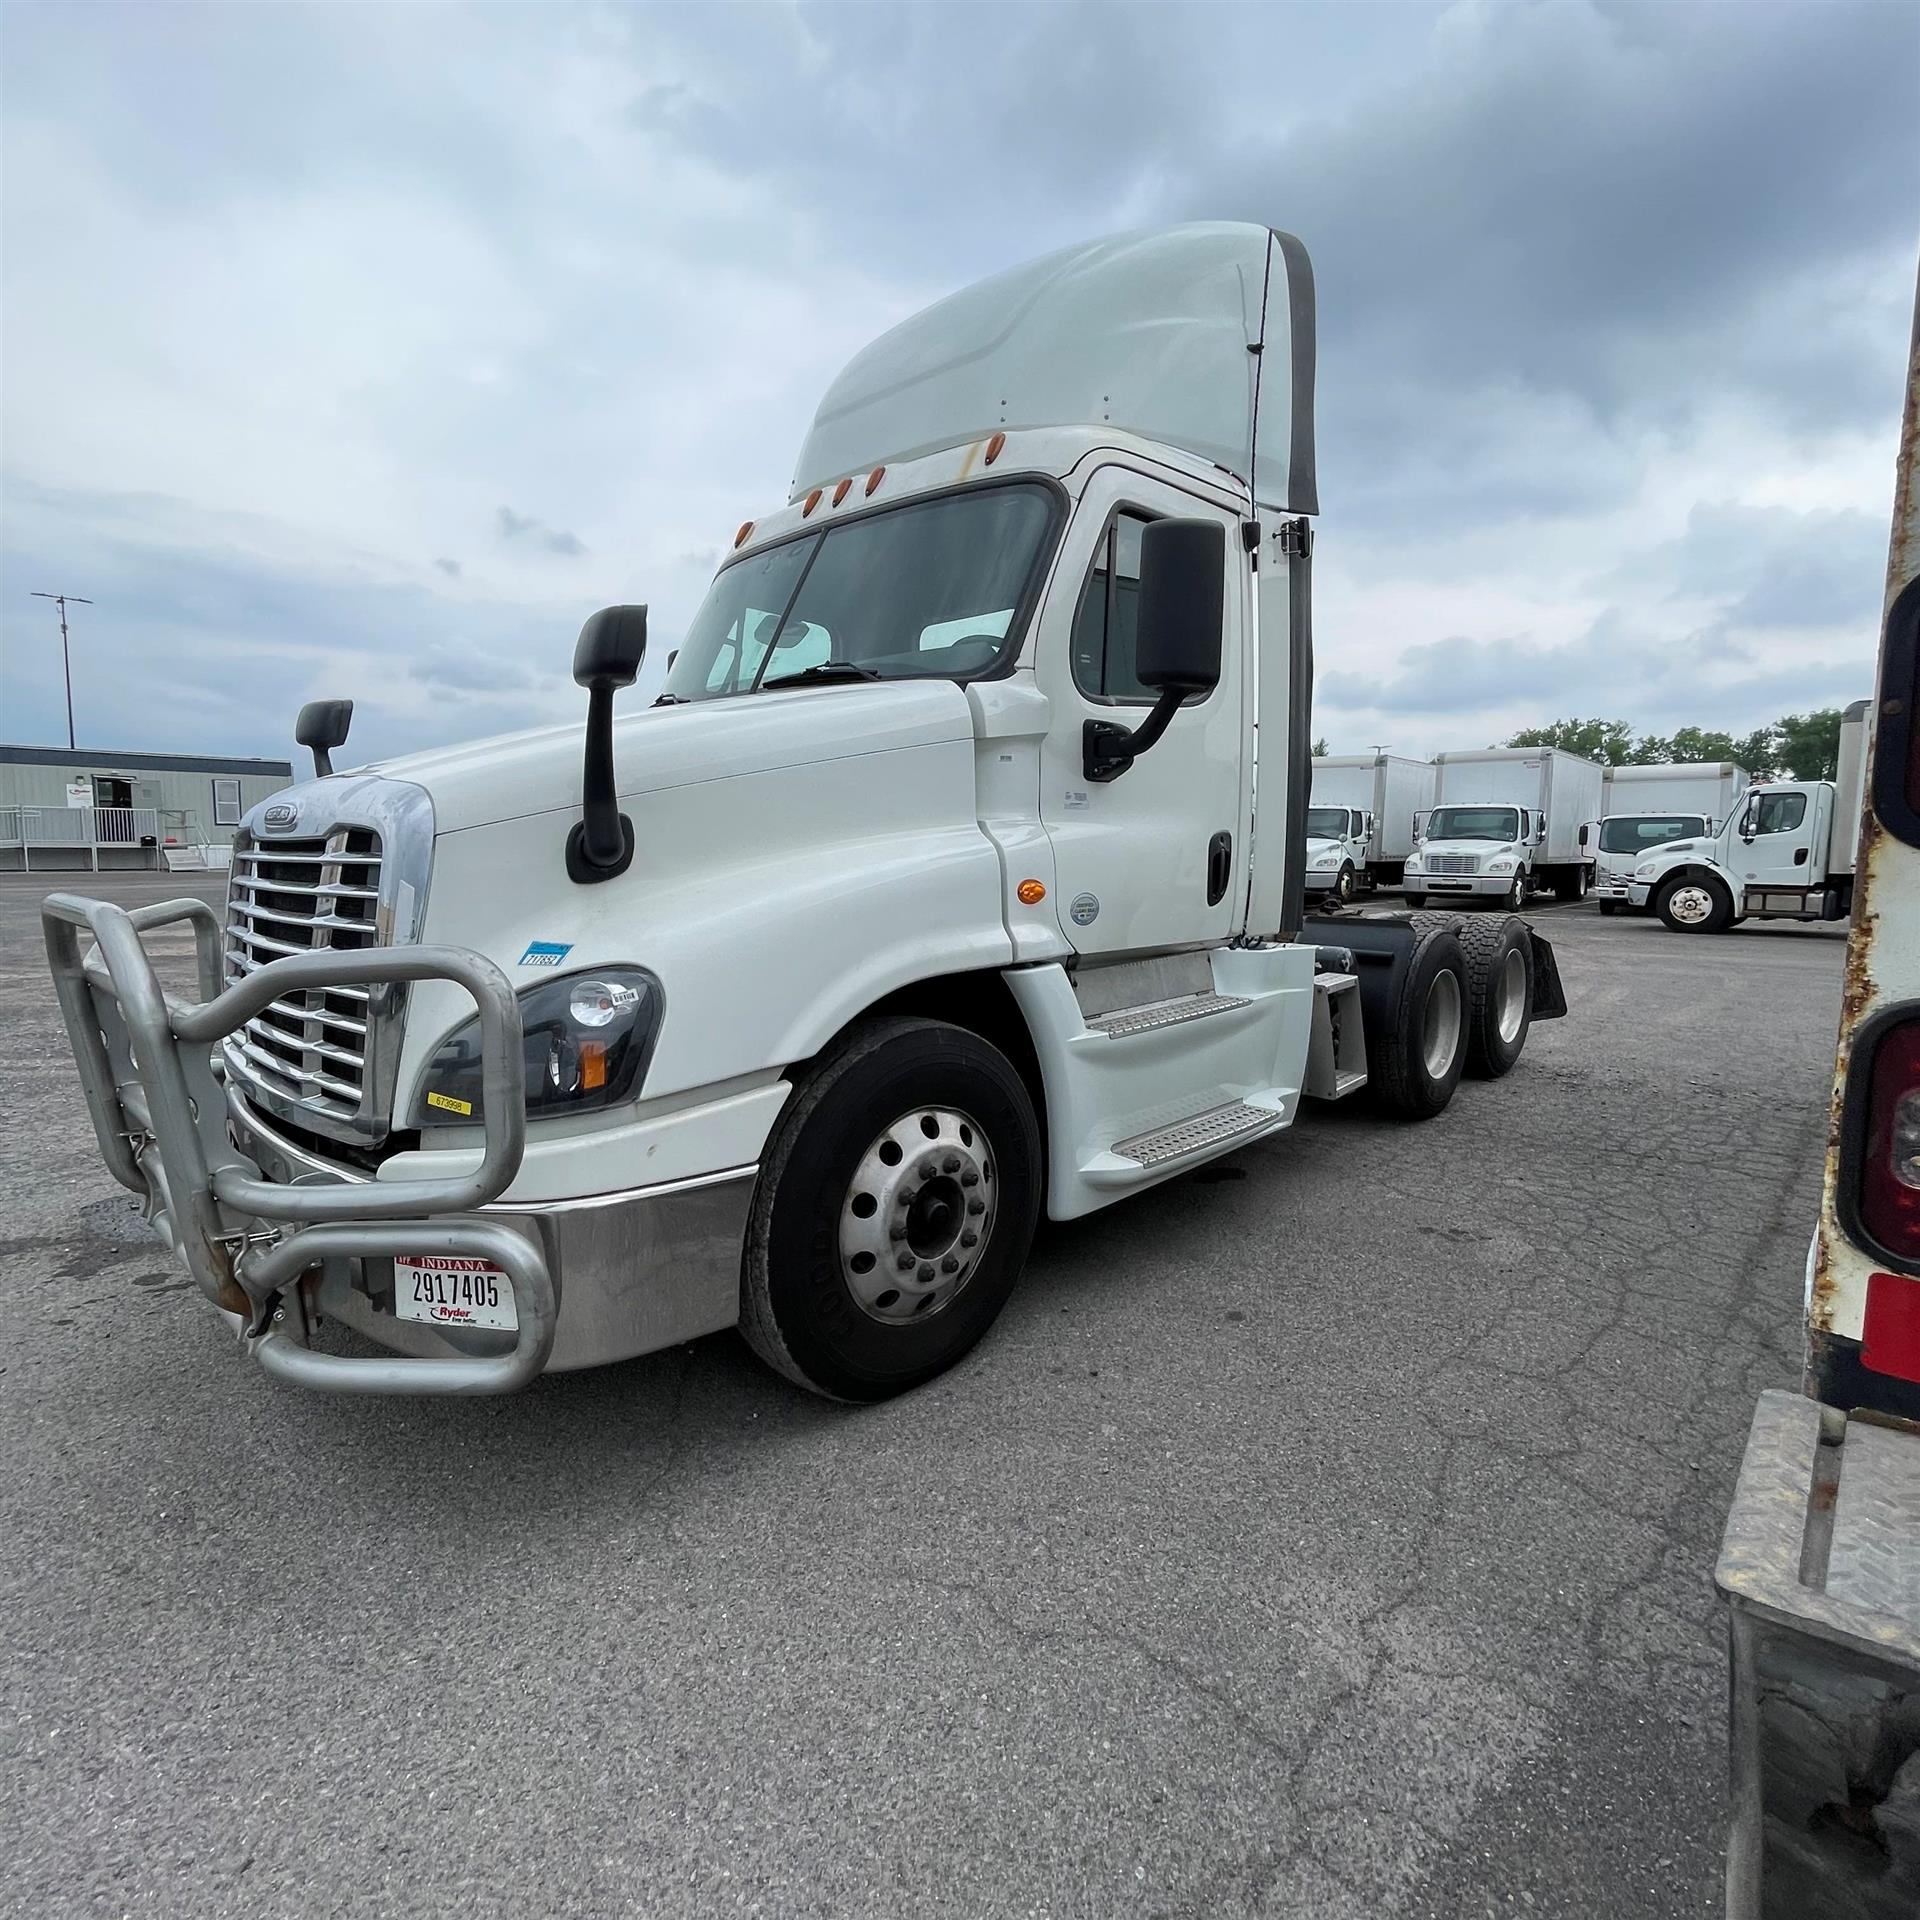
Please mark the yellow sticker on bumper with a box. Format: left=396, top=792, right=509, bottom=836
left=425, top=1090, right=473, bottom=1116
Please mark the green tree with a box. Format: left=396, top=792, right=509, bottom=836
left=1311, top=736, right=1330, bottom=758
left=1503, top=718, right=1636, bottom=764
left=1774, top=709, right=1844, bottom=781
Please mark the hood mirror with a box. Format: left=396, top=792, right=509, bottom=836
left=295, top=699, right=353, bottom=779
left=567, top=605, right=647, bottom=885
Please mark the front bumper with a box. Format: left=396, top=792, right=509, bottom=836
left=1404, top=871, right=1518, bottom=897
left=42, top=891, right=750, bottom=1395
left=1628, top=882, right=1654, bottom=908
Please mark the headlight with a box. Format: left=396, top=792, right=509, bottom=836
left=1309, top=856, right=1337, bottom=870
left=1488, top=857, right=1515, bottom=872
left=1405, top=854, right=1422, bottom=872
left=411, top=967, right=661, bottom=1125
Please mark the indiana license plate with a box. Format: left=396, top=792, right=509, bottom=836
left=393, top=1255, right=517, bottom=1331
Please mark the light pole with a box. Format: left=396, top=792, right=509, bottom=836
left=30, top=592, right=92, bottom=750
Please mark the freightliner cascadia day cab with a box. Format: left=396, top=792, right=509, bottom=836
left=43, top=224, right=1567, bottom=1402
left=1629, top=706, right=1869, bottom=933
left=1714, top=277, right=1918, bottom=1920
left=1403, top=747, right=1605, bottom=910
left=1309, top=752, right=1434, bottom=891
left=1301, top=804, right=1370, bottom=903
left=1590, top=762, right=1750, bottom=915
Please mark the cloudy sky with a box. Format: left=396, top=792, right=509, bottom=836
left=1, top=0, right=1915, bottom=765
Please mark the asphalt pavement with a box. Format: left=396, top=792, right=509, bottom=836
left=0, top=872, right=1846, bottom=1918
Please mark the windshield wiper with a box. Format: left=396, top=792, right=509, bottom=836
left=760, top=662, right=882, bottom=690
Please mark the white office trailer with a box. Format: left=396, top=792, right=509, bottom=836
left=1309, top=753, right=1435, bottom=888
left=1405, top=747, right=1606, bottom=908
left=1, top=745, right=293, bottom=872
left=1591, top=762, right=1752, bottom=913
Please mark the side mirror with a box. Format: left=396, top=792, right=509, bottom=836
left=1412, top=813, right=1425, bottom=842
left=567, top=605, right=647, bottom=884
left=1084, top=519, right=1224, bottom=782
left=295, top=699, right=353, bottom=779
left=1578, top=822, right=1590, bottom=849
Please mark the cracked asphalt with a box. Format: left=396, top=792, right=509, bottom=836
left=0, top=871, right=1844, bottom=1918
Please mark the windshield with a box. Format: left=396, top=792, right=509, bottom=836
left=661, top=482, right=1059, bottom=702
left=1305, top=807, right=1349, bottom=838
left=1598, top=815, right=1705, bottom=854
left=1425, top=805, right=1518, bottom=842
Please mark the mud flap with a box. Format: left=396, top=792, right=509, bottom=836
left=1527, top=929, right=1568, bottom=1020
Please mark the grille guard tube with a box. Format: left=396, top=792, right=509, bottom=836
left=42, top=891, right=556, bottom=1393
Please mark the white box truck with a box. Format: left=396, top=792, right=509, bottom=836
left=1628, top=708, right=1869, bottom=931
left=1309, top=752, right=1434, bottom=893
left=1591, top=762, right=1752, bottom=914
left=1404, top=747, right=1605, bottom=909
left=40, top=223, right=1567, bottom=1404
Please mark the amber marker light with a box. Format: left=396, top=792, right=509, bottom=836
left=832, top=477, right=852, bottom=506
left=865, top=466, right=886, bottom=496
left=802, top=488, right=823, bottom=516
left=734, top=521, right=754, bottom=548
left=985, top=432, right=1006, bottom=464
left=1016, top=879, right=1046, bottom=905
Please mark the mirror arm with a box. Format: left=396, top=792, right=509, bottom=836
left=1083, top=686, right=1184, bottom=784
left=566, top=682, right=635, bottom=882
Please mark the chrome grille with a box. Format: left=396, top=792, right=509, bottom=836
left=223, top=828, right=384, bottom=1127
left=1424, top=853, right=1482, bottom=875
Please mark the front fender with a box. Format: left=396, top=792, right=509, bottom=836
left=1638, top=854, right=1744, bottom=908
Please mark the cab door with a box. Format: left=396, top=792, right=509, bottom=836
left=1032, top=467, right=1251, bottom=956
left=1734, top=786, right=1824, bottom=888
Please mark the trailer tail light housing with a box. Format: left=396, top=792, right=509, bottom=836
left=1862, top=1271, right=1920, bottom=1385
left=1842, top=1010, right=1920, bottom=1270
left=1875, top=574, right=1919, bottom=845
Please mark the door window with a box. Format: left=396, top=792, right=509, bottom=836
left=1071, top=510, right=1154, bottom=703
left=1748, top=792, right=1807, bottom=835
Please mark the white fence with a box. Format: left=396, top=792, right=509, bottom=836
left=0, top=806, right=164, bottom=868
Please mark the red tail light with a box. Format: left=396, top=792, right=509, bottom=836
left=1859, top=1016, right=1920, bottom=1259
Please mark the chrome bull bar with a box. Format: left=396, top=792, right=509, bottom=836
left=41, top=892, right=557, bottom=1394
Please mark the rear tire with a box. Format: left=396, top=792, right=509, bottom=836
left=1367, top=925, right=1470, bottom=1120
left=1655, top=873, right=1734, bottom=935
left=740, top=1016, right=1041, bottom=1401
left=1552, top=865, right=1589, bottom=903
left=1407, top=911, right=1534, bottom=1079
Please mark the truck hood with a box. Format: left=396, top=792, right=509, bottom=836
left=1304, top=835, right=1344, bottom=858
left=349, top=680, right=980, bottom=835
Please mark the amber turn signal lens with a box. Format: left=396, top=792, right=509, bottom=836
left=734, top=521, right=753, bottom=548
left=1016, top=879, right=1046, bottom=905
left=802, top=488, right=823, bottom=516
left=985, top=431, right=1005, bottom=464
left=832, top=477, right=852, bottom=506
left=865, top=466, right=885, bottom=496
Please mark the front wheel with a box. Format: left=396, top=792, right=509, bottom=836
left=1655, top=872, right=1734, bottom=934
left=1503, top=872, right=1527, bottom=913
left=741, top=1016, right=1041, bottom=1401
left=1597, top=901, right=1619, bottom=917
left=1402, top=891, right=1427, bottom=908
left=1334, top=862, right=1357, bottom=904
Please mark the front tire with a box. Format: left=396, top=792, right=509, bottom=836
left=1503, top=872, right=1526, bottom=913
left=1597, top=901, right=1619, bottom=917
left=1402, top=891, right=1427, bottom=908
left=1655, top=872, right=1734, bottom=935
left=741, top=1016, right=1041, bottom=1401
left=1334, top=862, right=1357, bottom=904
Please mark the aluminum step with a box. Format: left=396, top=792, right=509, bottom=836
left=1111, top=1099, right=1276, bottom=1168
left=1085, top=992, right=1251, bottom=1040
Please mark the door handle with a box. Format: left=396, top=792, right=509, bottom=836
left=1207, top=831, right=1232, bottom=906
left=1793, top=847, right=1808, bottom=866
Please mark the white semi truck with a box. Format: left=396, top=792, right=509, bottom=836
left=41, top=223, right=1566, bottom=1402
left=1309, top=752, right=1435, bottom=893
left=1628, top=708, right=1869, bottom=932
left=1403, top=746, right=1605, bottom=909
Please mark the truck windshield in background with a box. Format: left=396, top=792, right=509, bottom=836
left=661, top=482, right=1061, bottom=702
left=1598, top=815, right=1706, bottom=853
left=1305, top=807, right=1349, bottom=838
left=1426, top=805, right=1519, bottom=841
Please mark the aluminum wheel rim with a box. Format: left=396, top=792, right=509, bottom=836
left=1669, top=884, right=1715, bottom=927
left=1422, top=969, right=1464, bottom=1080
left=839, top=1106, right=996, bottom=1325
left=1495, top=946, right=1527, bottom=1045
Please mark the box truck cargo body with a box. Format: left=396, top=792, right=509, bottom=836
left=1600, top=761, right=1750, bottom=824
left=1309, top=753, right=1434, bottom=886
left=1405, top=748, right=1604, bottom=907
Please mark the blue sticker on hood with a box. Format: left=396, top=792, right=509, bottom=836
left=519, top=941, right=572, bottom=968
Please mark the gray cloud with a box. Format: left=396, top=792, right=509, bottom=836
left=495, top=505, right=586, bottom=557
left=433, top=556, right=462, bottom=577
